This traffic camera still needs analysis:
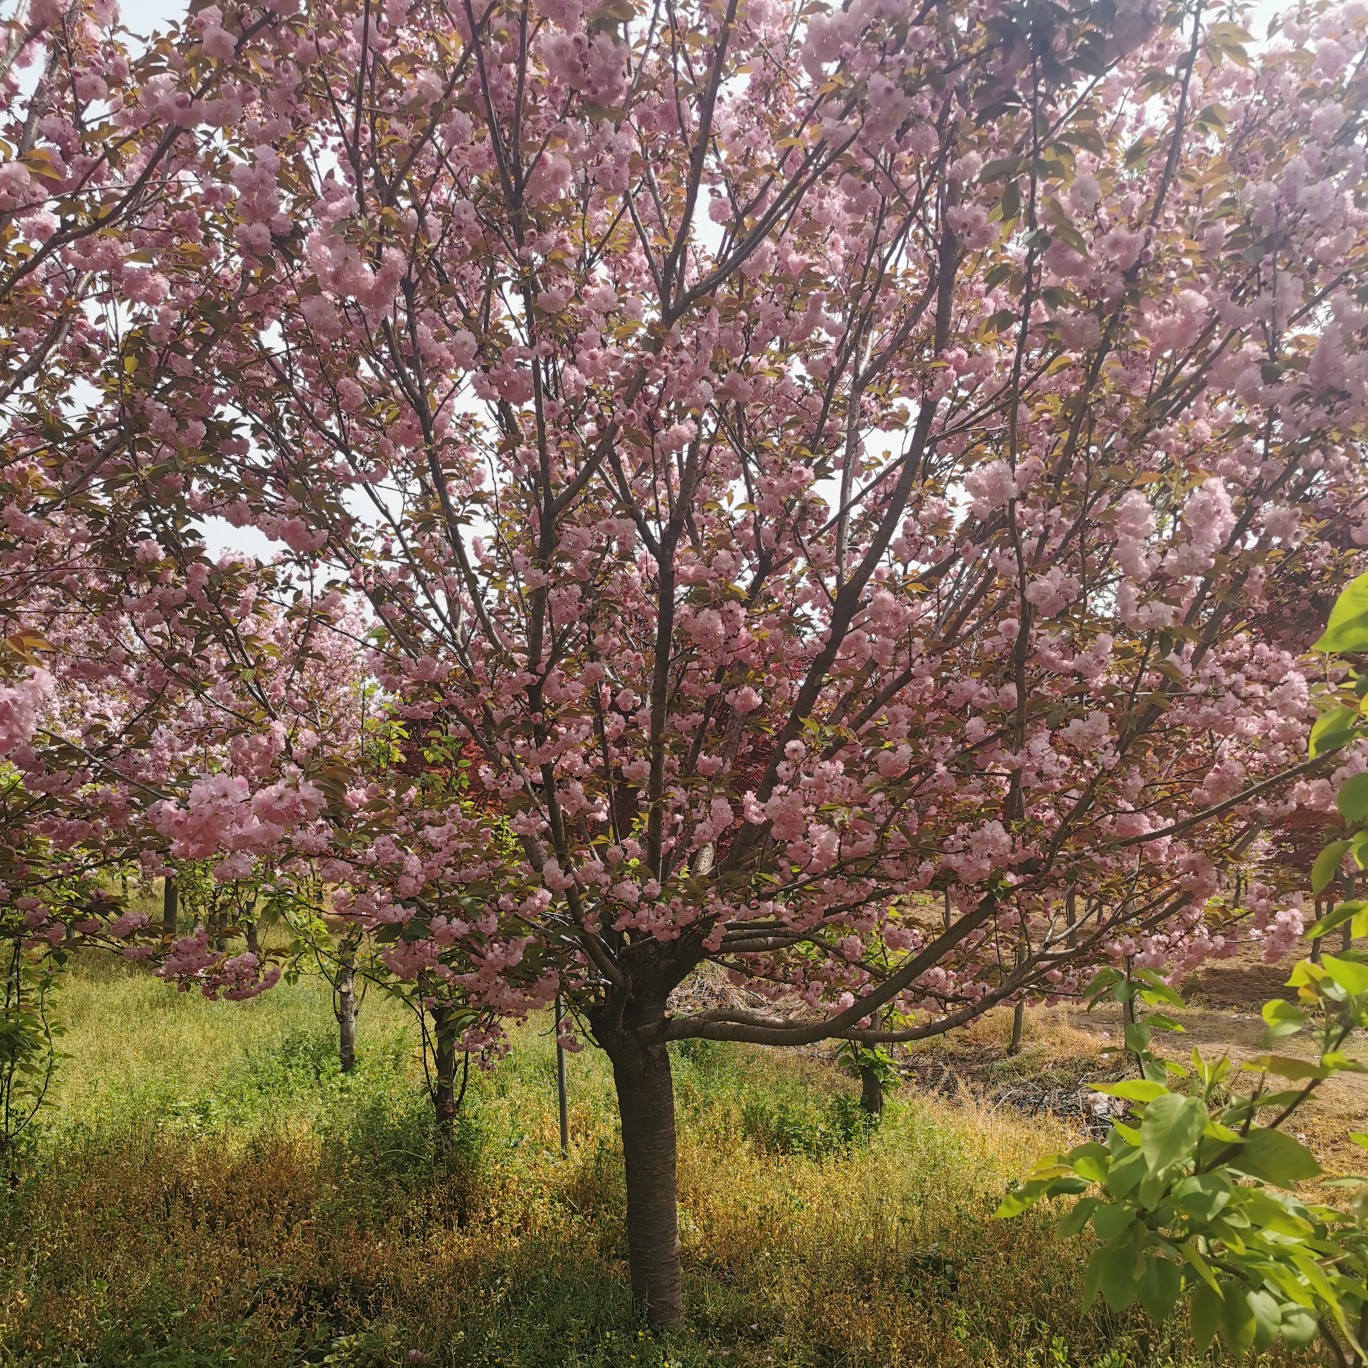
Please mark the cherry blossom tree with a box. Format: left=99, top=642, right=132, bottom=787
left=0, top=538, right=369, bottom=1162
left=0, top=561, right=363, bottom=967
left=1, top=0, right=374, bottom=997
left=7, top=0, right=1368, bottom=1326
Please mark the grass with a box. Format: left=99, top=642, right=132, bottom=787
left=0, top=955, right=1304, bottom=1368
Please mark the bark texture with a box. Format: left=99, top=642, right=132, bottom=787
left=432, top=1006, right=458, bottom=1145
left=162, top=875, right=177, bottom=939
left=589, top=945, right=696, bottom=1328
left=609, top=1035, right=683, bottom=1327
left=1009, top=999, right=1025, bottom=1056
left=337, top=955, right=356, bottom=1074
left=858, top=1062, right=884, bottom=1118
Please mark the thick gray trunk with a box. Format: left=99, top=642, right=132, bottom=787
left=610, top=1037, right=683, bottom=1327
left=858, top=1062, right=884, bottom=1117
left=590, top=943, right=702, bottom=1327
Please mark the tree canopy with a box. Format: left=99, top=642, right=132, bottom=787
left=2, top=0, right=1366, bottom=1324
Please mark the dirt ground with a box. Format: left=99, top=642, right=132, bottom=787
left=913, top=942, right=1368, bottom=1177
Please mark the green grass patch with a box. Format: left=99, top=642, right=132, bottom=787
left=0, top=957, right=1303, bottom=1367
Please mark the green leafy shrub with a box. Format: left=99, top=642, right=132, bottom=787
left=740, top=1089, right=873, bottom=1158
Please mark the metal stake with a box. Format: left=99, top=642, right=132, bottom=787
left=554, top=993, right=569, bottom=1154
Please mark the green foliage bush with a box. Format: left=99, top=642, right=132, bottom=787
left=738, top=1089, right=873, bottom=1159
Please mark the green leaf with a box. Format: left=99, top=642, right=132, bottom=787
left=979, top=156, right=1022, bottom=182
left=1182, top=1240, right=1223, bottom=1295
left=1095, top=1079, right=1168, bottom=1102
left=1309, top=706, right=1358, bottom=759
left=1307, top=902, right=1364, bottom=940
left=1081, top=967, right=1123, bottom=1002
left=1049, top=1177, right=1091, bottom=1196
left=1240, top=1189, right=1314, bottom=1238
left=1174, top=1173, right=1231, bottom=1223
left=1125, top=1022, right=1152, bottom=1055
left=1093, top=1238, right=1144, bottom=1312
left=1282, top=1305, right=1319, bottom=1348
left=1189, top=1279, right=1222, bottom=1352
left=1068, top=1142, right=1110, bottom=1183
left=1323, top=953, right=1368, bottom=994
left=1313, top=573, right=1368, bottom=653
left=1248, top=1055, right=1329, bottom=1081
left=1338, top=772, right=1368, bottom=824
left=1260, top=1255, right=1320, bottom=1309
left=1227, top=1127, right=1322, bottom=1185
left=1141, top=1093, right=1206, bottom=1175
left=1261, top=998, right=1306, bottom=1038
left=1312, top=840, right=1351, bottom=897
left=999, top=179, right=1020, bottom=223
left=1092, top=1203, right=1137, bottom=1240
left=1134, top=968, right=1185, bottom=1007
left=994, top=1180, right=1048, bottom=1218
left=1057, top=1196, right=1098, bottom=1237
left=1139, top=1256, right=1182, bottom=1324
left=1203, top=1118, right=1244, bottom=1143
left=1082, top=1244, right=1104, bottom=1308
left=1289, top=1250, right=1341, bottom=1322
left=1141, top=1057, right=1170, bottom=1086
left=1249, top=1289, right=1282, bottom=1353
left=1219, top=1288, right=1258, bottom=1356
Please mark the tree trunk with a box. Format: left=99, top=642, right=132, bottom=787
left=608, top=1036, right=683, bottom=1328
left=162, top=875, right=177, bottom=939
left=245, top=918, right=260, bottom=955
left=432, top=1006, right=458, bottom=1146
left=1009, top=999, right=1025, bottom=1056
left=590, top=945, right=700, bottom=1328
left=337, top=955, right=357, bottom=1074
left=858, top=1061, right=883, bottom=1118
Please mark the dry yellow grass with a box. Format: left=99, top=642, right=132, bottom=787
left=0, top=956, right=1310, bottom=1367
